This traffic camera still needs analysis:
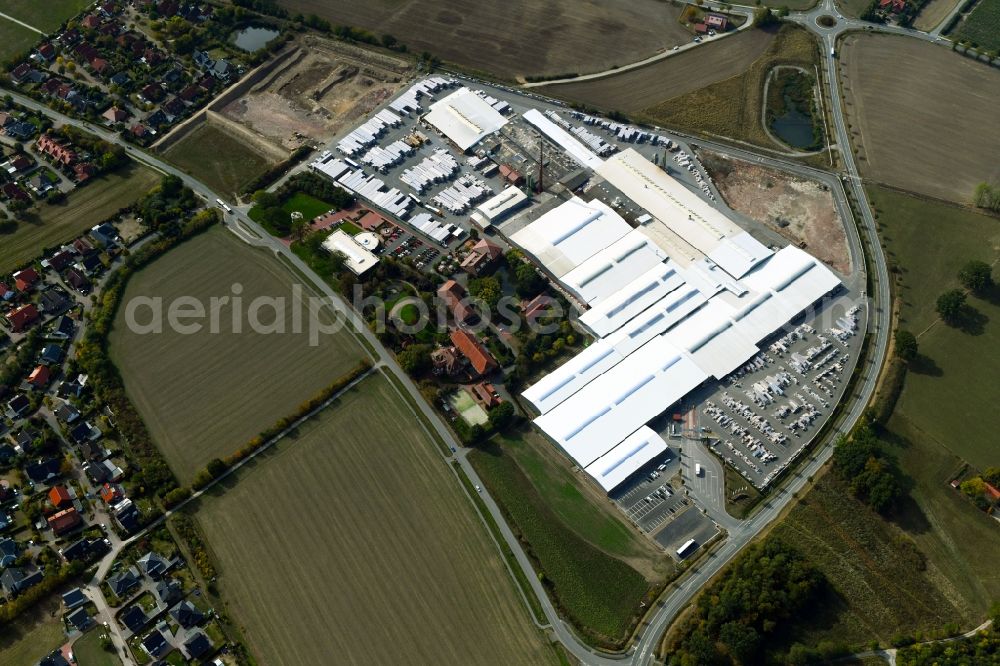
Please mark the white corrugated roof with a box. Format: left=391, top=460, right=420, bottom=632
left=424, top=87, right=508, bottom=151
left=521, top=340, right=624, bottom=415
left=578, top=262, right=687, bottom=337
left=598, top=149, right=772, bottom=278
left=522, top=109, right=605, bottom=170
left=321, top=230, right=379, bottom=275
left=584, top=426, right=668, bottom=492
left=560, top=230, right=668, bottom=305
left=510, top=197, right=631, bottom=277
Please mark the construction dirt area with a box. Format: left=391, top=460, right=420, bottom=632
left=699, top=150, right=850, bottom=275
left=221, top=35, right=414, bottom=151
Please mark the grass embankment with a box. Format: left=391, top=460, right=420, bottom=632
left=0, top=164, right=159, bottom=274
left=640, top=24, right=819, bottom=150
left=469, top=428, right=670, bottom=648
left=0, top=596, right=65, bottom=666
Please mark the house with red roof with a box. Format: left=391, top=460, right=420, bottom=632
left=49, top=485, right=73, bottom=509
left=460, top=239, right=503, bottom=277
left=27, top=365, right=51, bottom=389
left=37, top=135, right=77, bottom=166
left=37, top=44, right=56, bottom=61
left=449, top=328, right=498, bottom=376
left=47, top=507, right=81, bottom=535
left=2, top=183, right=30, bottom=202
left=878, top=0, right=906, bottom=11
left=14, top=268, right=40, bottom=292
left=6, top=304, right=39, bottom=332
left=437, top=280, right=477, bottom=324
left=81, top=15, right=102, bottom=30
left=468, top=382, right=501, bottom=409
left=74, top=163, right=97, bottom=182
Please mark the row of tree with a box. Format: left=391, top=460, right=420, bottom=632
left=935, top=260, right=993, bottom=325
left=832, top=422, right=906, bottom=513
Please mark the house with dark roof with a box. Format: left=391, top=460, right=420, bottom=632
left=39, top=290, right=70, bottom=315
left=51, top=316, right=76, bottom=340
left=107, top=566, right=140, bottom=599
left=25, top=458, right=62, bottom=485
left=182, top=630, right=213, bottom=660
left=70, top=421, right=100, bottom=446
left=55, top=401, right=81, bottom=425
left=170, top=599, right=205, bottom=628
left=62, top=587, right=87, bottom=609
left=6, top=394, right=31, bottom=418
left=66, top=268, right=91, bottom=294
left=61, top=537, right=95, bottom=562
left=120, top=604, right=148, bottom=633
left=137, top=551, right=172, bottom=579
left=110, top=71, right=130, bottom=88
left=41, top=344, right=65, bottom=365
left=154, top=579, right=181, bottom=605
left=67, top=606, right=93, bottom=632
left=38, top=650, right=70, bottom=666
left=0, top=538, right=19, bottom=567
left=1, top=182, right=30, bottom=202
left=46, top=250, right=75, bottom=272
left=140, top=628, right=169, bottom=659
left=1, top=567, right=43, bottom=597
left=90, top=223, right=119, bottom=247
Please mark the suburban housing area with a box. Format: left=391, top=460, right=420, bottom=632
left=0, top=1, right=998, bottom=666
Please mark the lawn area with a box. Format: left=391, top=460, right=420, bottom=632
left=108, top=225, right=364, bottom=483
left=869, top=186, right=1000, bottom=469
left=281, top=192, right=332, bottom=220
left=469, top=428, right=669, bottom=648
left=639, top=24, right=819, bottom=150
left=161, top=123, right=276, bottom=198
left=0, top=163, right=159, bottom=274
left=0, top=595, right=66, bottom=666
left=1, top=0, right=91, bottom=33
left=194, top=373, right=555, bottom=665
left=0, top=19, right=40, bottom=65
left=72, top=628, right=122, bottom=666
left=955, top=0, right=1000, bottom=51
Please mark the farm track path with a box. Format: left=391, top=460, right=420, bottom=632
left=0, top=12, right=44, bottom=35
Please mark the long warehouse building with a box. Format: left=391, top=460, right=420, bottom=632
left=522, top=150, right=841, bottom=492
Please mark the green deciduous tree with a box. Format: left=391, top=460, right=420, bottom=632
left=958, top=260, right=993, bottom=293
left=936, top=289, right=966, bottom=324
left=894, top=329, right=918, bottom=363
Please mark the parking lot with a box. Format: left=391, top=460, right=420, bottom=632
left=653, top=505, right=720, bottom=560
left=608, top=449, right=692, bottom=534
left=697, top=294, right=865, bottom=489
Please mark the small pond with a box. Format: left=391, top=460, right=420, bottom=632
left=231, top=25, right=279, bottom=52
left=770, top=94, right=818, bottom=150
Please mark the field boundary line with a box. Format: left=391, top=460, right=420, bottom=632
left=0, top=12, right=44, bottom=35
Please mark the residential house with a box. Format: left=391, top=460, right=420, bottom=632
left=0, top=538, right=19, bottom=567
left=1, top=567, right=43, bottom=597
left=50, top=316, right=76, bottom=340
left=69, top=421, right=100, bottom=446
left=37, top=135, right=77, bottom=166
left=430, top=346, right=460, bottom=376
left=154, top=579, right=181, bottom=605
left=449, top=329, right=498, bottom=376
left=39, top=289, right=70, bottom=314
left=521, top=294, right=554, bottom=323
left=141, top=628, right=170, bottom=659
left=170, top=599, right=205, bottom=628
left=90, top=223, right=119, bottom=247
left=460, top=239, right=503, bottom=276
left=704, top=13, right=730, bottom=30
left=182, top=631, right=213, bottom=661
left=139, top=83, right=164, bottom=103
left=46, top=250, right=75, bottom=272
left=14, top=268, right=40, bottom=292
left=41, top=344, right=65, bottom=365
left=47, top=507, right=82, bottom=535
left=467, top=381, right=501, bottom=410
left=74, top=162, right=98, bottom=183
left=6, top=304, right=40, bottom=332
left=102, top=106, right=128, bottom=124
left=1, top=182, right=30, bottom=202
left=437, top=280, right=476, bottom=324
left=36, top=43, right=56, bottom=61
left=6, top=394, right=31, bottom=418
left=26, top=365, right=51, bottom=389
left=107, top=566, right=140, bottom=599
left=54, top=402, right=80, bottom=426
left=136, top=551, right=171, bottom=579
left=62, top=587, right=88, bottom=609
left=99, top=483, right=123, bottom=505
left=39, top=651, right=71, bottom=666
left=25, top=457, right=62, bottom=485
left=67, top=607, right=93, bottom=632
left=120, top=604, right=148, bottom=633
left=65, top=268, right=91, bottom=294
left=49, top=485, right=74, bottom=509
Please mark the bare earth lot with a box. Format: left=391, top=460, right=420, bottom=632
left=538, top=29, right=775, bottom=111
left=222, top=36, right=411, bottom=150
left=276, top=0, right=690, bottom=78
left=0, top=164, right=159, bottom=274
left=196, top=373, right=554, bottom=665
left=109, top=226, right=363, bottom=483
left=840, top=34, right=1000, bottom=203
left=699, top=150, right=850, bottom=274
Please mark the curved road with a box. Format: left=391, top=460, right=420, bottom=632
left=1, top=12, right=892, bottom=656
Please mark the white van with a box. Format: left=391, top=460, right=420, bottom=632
left=695, top=463, right=703, bottom=476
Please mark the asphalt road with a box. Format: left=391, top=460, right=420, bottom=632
left=0, top=17, right=893, bottom=657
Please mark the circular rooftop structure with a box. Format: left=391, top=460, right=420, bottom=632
left=355, top=231, right=380, bottom=250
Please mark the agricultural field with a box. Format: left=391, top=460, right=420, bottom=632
left=0, top=19, right=40, bottom=65
left=0, top=0, right=91, bottom=34
left=869, top=186, right=1000, bottom=470
left=0, top=596, right=65, bottom=666
left=161, top=122, right=277, bottom=198
left=195, top=373, right=556, bottom=665
left=640, top=25, right=819, bottom=151
left=108, top=226, right=363, bottom=483
left=275, top=0, right=691, bottom=79
left=469, top=428, right=670, bottom=647
left=914, top=0, right=963, bottom=31
left=840, top=34, right=1000, bottom=203
left=0, top=164, right=159, bottom=274
left=538, top=29, right=775, bottom=113
left=954, top=0, right=1000, bottom=51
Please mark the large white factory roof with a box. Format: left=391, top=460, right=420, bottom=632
left=424, top=87, right=509, bottom=151
left=598, top=149, right=773, bottom=278
left=510, top=197, right=631, bottom=277
left=521, top=340, right=625, bottom=415
left=471, top=186, right=529, bottom=227
left=560, top=230, right=669, bottom=305
left=535, top=336, right=708, bottom=468
left=578, top=262, right=688, bottom=337
left=584, top=427, right=668, bottom=492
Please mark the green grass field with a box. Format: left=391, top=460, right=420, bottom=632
left=1, top=0, right=91, bottom=33
left=469, top=428, right=668, bottom=647
left=162, top=123, right=276, bottom=198
left=195, top=374, right=555, bottom=665
left=640, top=24, right=819, bottom=151
left=0, top=164, right=159, bottom=274
left=281, top=192, right=333, bottom=220
left=72, top=629, right=122, bottom=666
left=955, top=0, right=1000, bottom=51
left=0, top=19, right=40, bottom=64
left=869, top=186, right=1000, bottom=469
left=108, top=226, right=363, bottom=483
left=0, top=596, right=66, bottom=666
